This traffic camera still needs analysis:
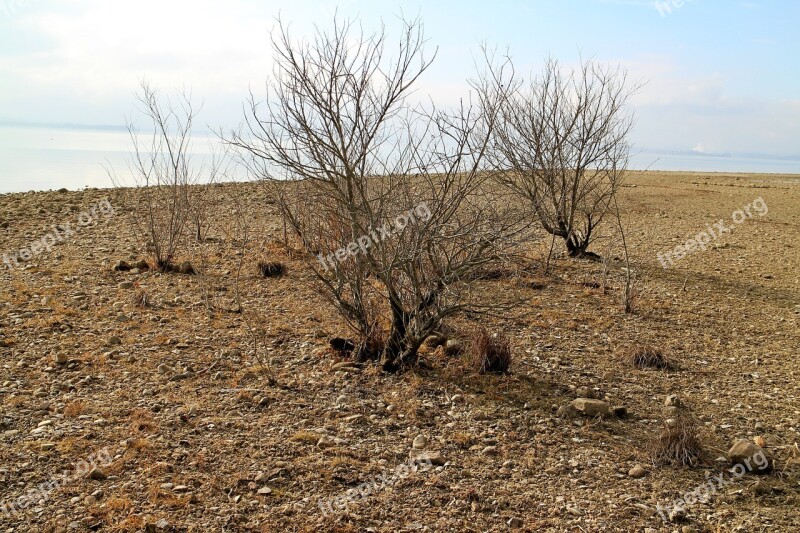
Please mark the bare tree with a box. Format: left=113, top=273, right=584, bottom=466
left=229, top=17, right=522, bottom=371
left=478, top=56, right=636, bottom=258
left=110, top=82, right=218, bottom=270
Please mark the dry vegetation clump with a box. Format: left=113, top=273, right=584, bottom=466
left=257, top=260, right=286, bottom=278
left=131, top=288, right=151, bottom=308
left=648, top=416, right=707, bottom=468
left=628, top=344, right=673, bottom=370
left=468, top=328, right=512, bottom=374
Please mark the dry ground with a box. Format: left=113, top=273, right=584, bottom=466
left=0, top=171, right=798, bottom=532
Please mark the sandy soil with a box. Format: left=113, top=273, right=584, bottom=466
left=0, top=171, right=798, bottom=532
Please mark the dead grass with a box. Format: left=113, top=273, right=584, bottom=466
left=258, top=260, right=286, bottom=278
left=627, top=344, right=674, bottom=370
left=468, top=328, right=512, bottom=374
left=648, top=416, right=707, bottom=468
left=64, top=400, right=87, bottom=417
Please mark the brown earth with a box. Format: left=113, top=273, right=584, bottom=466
left=0, top=171, right=798, bottom=532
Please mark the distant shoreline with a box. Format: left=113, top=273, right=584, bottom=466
left=1, top=170, right=799, bottom=197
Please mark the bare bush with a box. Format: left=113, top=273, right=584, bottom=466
left=229, top=18, right=523, bottom=371
left=109, top=82, right=218, bottom=270
left=478, top=55, right=636, bottom=258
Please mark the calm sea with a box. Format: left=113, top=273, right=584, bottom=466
left=0, top=125, right=798, bottom=194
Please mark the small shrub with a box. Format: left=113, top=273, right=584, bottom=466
left=64, top=400, right=86, bottom=418
left=131, top=289, right=151, bottom=308
left=648, top=416, right=706, bottom=467
left=469, top=328, right=512, bottom=374
left=258, top=261, right=285, bottom=278
left=629, top=345, right=672, bottom=370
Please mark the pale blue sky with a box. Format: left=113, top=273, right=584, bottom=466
left=1, top=0, right=798, bottom=156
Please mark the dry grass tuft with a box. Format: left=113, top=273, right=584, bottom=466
left=291, top=431, right=321, bottom=444
left=131, top=289, right=151, bottom=308
left=258, top=261, right=286, bottom=278
left=468, top=328, right=512, bottom=374
left=648, top=416, right=706, bottom=467
left=64, top=400, right=86, bottom=417
left=628, top=345, right=673, bottom=370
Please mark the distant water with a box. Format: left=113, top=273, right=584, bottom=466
left=0, top=125, right=232, bottom=194
left=1, top=125, right=798, bottom=194
left=629, top=151, right=800, bottom=174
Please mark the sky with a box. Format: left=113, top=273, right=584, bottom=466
left=0, top=0, right=798, bottom=157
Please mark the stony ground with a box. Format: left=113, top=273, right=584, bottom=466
left=0, top=171, right=798, bottom=532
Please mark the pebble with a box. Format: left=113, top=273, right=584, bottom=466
left=88, top=467, right=107, bottom=480
left=628, top=464, right=647, bottom=479
left=412, top=435, right=428, bottom=449
left=665, top=394, right=682, bottom=407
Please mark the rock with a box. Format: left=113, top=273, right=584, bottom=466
left=331, top=361, right=360, bottom=372
left=681, top=526, right=698, bottom=533
left=507, top=517, right=523, bottom=528
left=665, top=394, right=682, bottom=407
left=444, top=339, right=463, bottom=356
left=421, top=334, right=447, bottom=351
left=258, top=397, right=270, bottom=407
left=257, top=487, right=272, bottom=495
left=54, top=352, right=68, bottom=364
left=571, top=398, right=610, bottom=417
left=410, top=450, right=446, bottom=466
left=727, top=439, right=772, bottom=474
left=113, top=260, right=131, bottom=272
left=668, top=506, right=686, bottom=522
left=628, top=464, right=647, bottom=479
left=179, top=261, right=195, bottom=275
left=575, top=386, right=602, bottom=400
left=752, top=479, right=772, bottom=496
left=40, top=442, right=56, bottom=452
left=412, top=435, right=428, bottom=450
left=134, top=259, right=150, bottom=270
left=317, top=435, right=335, bottom=448
left=119, top=281, right=134, bottom=289
left=88, top=467, right=107, bottom=480
left=482, top=446, right=498, bottom=455
left=157, top=364, right=171, bottom=374
left=145, top=519, right=170, bottom=532
left=329, top=337, right=355, bottom=351
left=557, top=403, right=578, bottom=418
left=663, top=406, right=680, bottom=416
